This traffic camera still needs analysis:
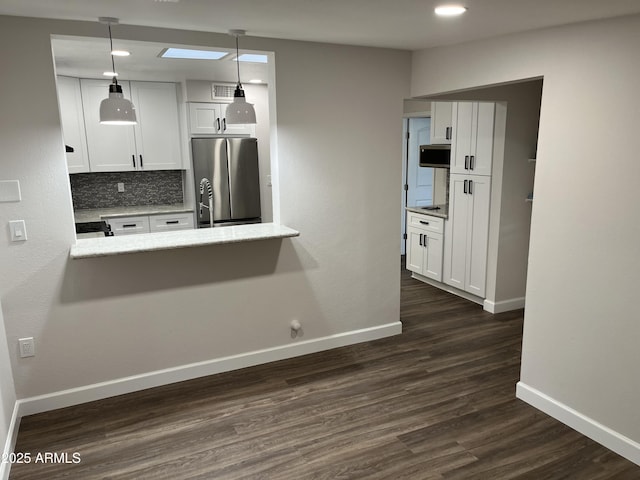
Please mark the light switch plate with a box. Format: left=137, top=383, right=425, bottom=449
left=0, top=180, right=22, bottom=202
left=9, top=220, right=27, bottom=242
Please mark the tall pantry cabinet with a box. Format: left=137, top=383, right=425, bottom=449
left=443, top=102, right=495, bottom=298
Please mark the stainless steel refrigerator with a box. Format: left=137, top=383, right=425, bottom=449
left=191, top=137, right=261, bottom=228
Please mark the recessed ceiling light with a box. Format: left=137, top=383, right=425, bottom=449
left=237, top=54, right=268, bottom=64
left=103, top=71, right=118, bottom=77
left=111, top=50, right=130, bottom=57
left=248, top=79, right=263, bottom=84
left=435, top=5, right=467, bottom=16
left=160, top=48, right=228, bottom=60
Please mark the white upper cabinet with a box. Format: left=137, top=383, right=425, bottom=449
left=451, top=102, right=495, bottom=176
left=80, top=79, right=183, bottom=172
left=130, top=82, right=183, bottom=170
left=188, top=102, right=255, bottom=137
left=430, top=102, right=453, bottom=145
left=56, top=76, right=90, bottom=173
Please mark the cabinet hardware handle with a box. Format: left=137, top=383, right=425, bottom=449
left=470, top=155, right=475, bottom=170
left=223, top=118, right=227, bottom=132
left=139, top=155, right=144, bottom=168
left=123, top=224, right=137, bottom=228
left=469, top=179, right=473, bottom=195
left=419, top=220, right=430, bottom=225
left=216, top=118, right=221, bottom=132
left=445, top=126, right=451, bottom=140
left=464, top=179, right=468, bottom=194
left=424, top=236, right=428, bottom=247
left=165, top=220, right=180, bottom=225
left=465, top=155, right=469, bottom=170
left=132, top=155, right=136, bottom=168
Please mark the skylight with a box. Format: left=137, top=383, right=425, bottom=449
left=237, top=54, right=268, bottom=63
left=160, top=48, right=228, bottom=60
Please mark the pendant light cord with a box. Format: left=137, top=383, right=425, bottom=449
left=235, top=34, right=241, bottom=88
left=108, top=23, right=118, bottom=85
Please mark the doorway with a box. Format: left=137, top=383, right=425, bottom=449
left=401, top=116, right=434, bottom=255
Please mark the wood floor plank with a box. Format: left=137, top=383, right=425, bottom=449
left=9, top=259, right=640, bottom=479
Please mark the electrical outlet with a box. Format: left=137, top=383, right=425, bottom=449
left=117, top=182, right=125, bottom=193
left=18, top=337, right=35, bottom=358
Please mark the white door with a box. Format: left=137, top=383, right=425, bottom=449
left=406, top=227, right=425, bottom=274
left=188, top=103, right=223, bottom=135
left=402, top=117, right=432, bottom=255
left=131, top=82, right=182, bottom=170
left=424, top=232, right=444, bottom=282
left=469, top=102, right=495, bottom=176
left=450, top=102, right=474, bottom=174
left=80, top=79, right=137, bottom=172
left=220, top=104, right=256, bottom=136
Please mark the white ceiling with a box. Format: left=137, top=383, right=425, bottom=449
left=2, top=0, right=640, bottom=51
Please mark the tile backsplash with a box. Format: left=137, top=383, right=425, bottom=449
left=70, top=171, right=184, bottom=210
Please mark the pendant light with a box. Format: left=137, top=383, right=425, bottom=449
left=99, top=17, right=137, bottom=125
left=226, top=29, right=257, bottom=125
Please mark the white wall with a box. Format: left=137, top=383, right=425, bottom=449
left=0, top=16, right=410, bottom=400
left=413, top=14, right=640, bottom=451
left=0, top=302, right=17, bottom=467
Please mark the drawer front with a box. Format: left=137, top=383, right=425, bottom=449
left=407, top=212, right=444, bottom=234
left=149, top=213, right=195, bottom=233
left=107, top=216, right=150, bottom=236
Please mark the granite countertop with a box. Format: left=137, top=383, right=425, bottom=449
left=70, top=223, right=300, bottom=259
left=74, top=204, right=194, bottom=223
left=406, top=204, right=449, bottom=219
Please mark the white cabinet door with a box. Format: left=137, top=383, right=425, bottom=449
left=406, top=227, right=425, bottom=274
left=80, top=79, right=137, bottom=172
left=443, top=175, right=469, bottom=290
left=430, top=102, right=453, bottom=144
left=131, top=82, right=183, bottom=170
left=443, top=174, right=491, bottom=297
left=465, top=175, right=491, bottom=297
left=189, top=102, right=223, bottom=135
left=57, top=76, right=90, bottom=174
left=450, top=102, right=495, bottom=176
left=424, top=232, right=443, bottom=282
left=188, top=102, right=255, bottom=136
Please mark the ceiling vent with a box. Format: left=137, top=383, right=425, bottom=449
left=211, top=83, right=236, bottom=102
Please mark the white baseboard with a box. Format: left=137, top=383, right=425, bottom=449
left=410, top=273, right=484, bottom=306
left=0, top=402, right=21, bottom=480
left=17, top=322, right=402, bottom=417
left=483, top=297, right=525, bottom=313
left=516, top=382, right=640, bottom=466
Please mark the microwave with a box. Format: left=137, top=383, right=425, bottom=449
left=419, top=144, right=450, bottom=168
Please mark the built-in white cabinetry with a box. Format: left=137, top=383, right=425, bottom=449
left=188, top=102, right=255, bottom=136
left=57, top=76, right=90, bottom=173
left=406, top=212, right=444, bottom=282
left=430, top=102, right=453, bottom=145
left=107, top=212, right=194, bottom=236
left=451, top=102, right=495, bottom=176
left=443, top=174, right=492, bottom=297
left=80, top=79, right=183, bottom=172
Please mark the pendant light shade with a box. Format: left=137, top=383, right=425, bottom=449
left=99, top=17, right=137, bottom=125
left=227, top=30, right=256, bottom=125
left=100, top=83, right=137, bottom=125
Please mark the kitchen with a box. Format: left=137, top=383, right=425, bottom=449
left=56, top=32, right=282, bottom=249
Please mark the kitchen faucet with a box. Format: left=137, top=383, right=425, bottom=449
left=199, top=177, right=214, bottom=227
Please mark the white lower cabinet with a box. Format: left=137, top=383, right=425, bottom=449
left=443, top=174, right=492, bottom=297
left=406, top=212, right=444, bottom=282
left=107, top=212, right=194, bottom=236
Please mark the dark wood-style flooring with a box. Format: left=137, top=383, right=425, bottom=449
left=10, top=263, right=640, bottom=479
